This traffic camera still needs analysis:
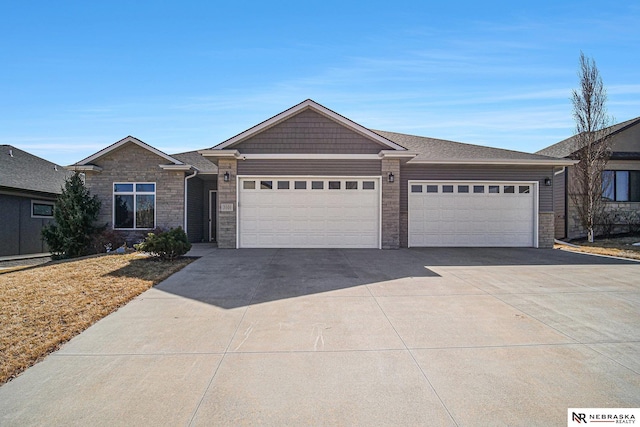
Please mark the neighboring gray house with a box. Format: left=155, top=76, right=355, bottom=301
left=0, top=145, right=72, bottom=257
left=537, top=116, right=640, bottom=240
left=69, top=99, right=572, bottom=249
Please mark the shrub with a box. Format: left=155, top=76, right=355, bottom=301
left=88, top=227, right=127, bottom=254
left=134, top=227, right=192, bottom=261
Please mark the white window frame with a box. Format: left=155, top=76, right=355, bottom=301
left=113, top=182, right=157, bottom=230
left=31, top=200, right=55, bottom=218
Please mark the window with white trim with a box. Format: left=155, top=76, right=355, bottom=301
left=32, top=201, right=54, bottom=218
left=113, top=183, right=156, bottom=229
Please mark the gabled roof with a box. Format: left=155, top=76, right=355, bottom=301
left=374, top=130, right=572, bottom=165
left=536, top=116, right=640, bottom=158
left=73, top=136, right=186, bottom=166
left=0, top=145, right=72, bottom=195
left=212, top=99, right=407, bottom=151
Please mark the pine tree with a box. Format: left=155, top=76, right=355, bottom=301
left=42, top=173, right=101, bottom=258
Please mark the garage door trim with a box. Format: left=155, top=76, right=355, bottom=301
left=237, top=175, right=382, bottom=248
left=407, top=180, right=539, bottom=248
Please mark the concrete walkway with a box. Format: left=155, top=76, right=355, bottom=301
left=1, top=248, right=639, bottom=426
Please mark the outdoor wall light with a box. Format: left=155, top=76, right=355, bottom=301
left=224, top=171, right=230, bottom=182
left=544, top=177, right=552, bottom=186
left=388, top=172, right=395, bottom=183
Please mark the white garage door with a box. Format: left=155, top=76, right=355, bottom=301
left=409, top=181, right=537, bottom=247
left=239, top=177, right=380, bottom=248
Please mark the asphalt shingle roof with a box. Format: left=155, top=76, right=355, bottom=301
left=0, top=145, right=72, bottom=195
left=373, top=130, right=560, bottom=162
left=171, top=150, right=218, bottom=173
left=535, top=117, right=640, bottom=158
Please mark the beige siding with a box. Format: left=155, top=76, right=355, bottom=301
left=233, top=109, right=388, bottom=154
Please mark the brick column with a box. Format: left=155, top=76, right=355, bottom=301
left=381, top=158, right=400, bottom=249
left=217, top=158, right=237, bottom=248
left=538, top=212, right=555, bottom=249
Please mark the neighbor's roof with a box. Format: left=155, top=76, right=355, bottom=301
left=536, top=117, right=640, bottom=158
left=373, top=130, right=570, bottom=165
left=0, top=145, right=72, bottom=195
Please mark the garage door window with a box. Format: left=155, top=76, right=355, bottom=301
left=363, top=181, right=375, bottom=190
left=489, top=185, right=500, bottom=193
left=443, top=185, right=454, bottom=193
left=312, top=181, right=324, bottom=190
left=261, top=181, right=273, bottom=190
left=427, top=185, right=438, bottom=193
left=473, top=185, right=484, bottom=193
left=504, top=185, right=515, bottom=193
left=329, top=181, right=341, bottom=190
left=458, top=185, right=469, bottom=193
left=411, top=185, right=422, bottom=193
left=346, top=181, right=358, bottom=190
left=295, top=181, right=307, bottom=189
left=519, top=185, right=530, bottom=194
left=243, top=180, right=256, bottom=190
left=277, top=181, right=290, bottom=190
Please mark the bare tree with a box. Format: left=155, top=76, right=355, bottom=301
left=568, top=52, right=612, bottom=242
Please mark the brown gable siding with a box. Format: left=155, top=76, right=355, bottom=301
left=84, top=142, right=185, bottom=242
left=232, top=109, right=388, bottom=154
left=237, top=159, right=382, bottom=176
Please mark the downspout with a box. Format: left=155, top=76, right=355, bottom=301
left=553, top=166, right=567, bottom=239
left=184, top=169, right=198, bottom=234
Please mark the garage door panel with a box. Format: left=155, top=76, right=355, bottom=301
left=239, top=178, right=380, bottom=248
left=409, top=182, right=535, bottom=248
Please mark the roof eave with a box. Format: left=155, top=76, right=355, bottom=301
left=76, top=136, right=185, bottom=166
left=66, top=165, right=103, bottom=172
left=406, top=159, right=578, bottom=166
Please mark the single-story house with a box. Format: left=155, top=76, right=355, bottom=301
left=0, top=145, right=72, bottom=257
left=537, top=116, right=640, bottom=240
left=68, top=99, right=574, bottom=249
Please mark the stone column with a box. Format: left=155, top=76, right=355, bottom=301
left=217, top=158, right=237, bottom=248
left=381, top=158, right=400, bottom=249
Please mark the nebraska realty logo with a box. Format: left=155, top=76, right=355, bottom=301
left=568, top=408, right=639, bottom=425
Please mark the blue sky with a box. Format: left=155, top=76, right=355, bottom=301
left=1, top=1, right=639, bottom=166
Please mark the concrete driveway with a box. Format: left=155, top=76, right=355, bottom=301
left=1, top=247, right=639, bottom=426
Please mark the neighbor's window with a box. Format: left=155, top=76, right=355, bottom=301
left=32, top=201, right=54, bottom=218
left=113, top=182, right=155, bottom=229
left=603, top=170, right=640, bottom=202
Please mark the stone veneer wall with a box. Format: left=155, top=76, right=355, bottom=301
left=84, top=143, right=185, bottom=244
left=381, top=158, right=400, bottom=249
left=216, top=158, right=237, bottom=248
left=538, top=212, right=555, bottom=249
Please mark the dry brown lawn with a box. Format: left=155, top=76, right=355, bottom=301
left=0, top=253, right=194, bottom=384
left=556, top=234, right=640, bottom=261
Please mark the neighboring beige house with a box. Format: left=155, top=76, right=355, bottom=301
left=69, top=99, right=573, bottom=249
left=537, top=117, right=640, bottom=240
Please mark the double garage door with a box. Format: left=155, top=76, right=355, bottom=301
left=409, top=181, right=537, bottom=247
left=238, top=177, right=380, bottom=248
left=237, top=177, right=537, bottom=248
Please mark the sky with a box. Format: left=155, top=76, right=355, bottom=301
left=1, top=1, right=639, bottom=166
